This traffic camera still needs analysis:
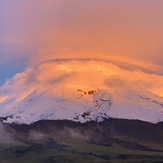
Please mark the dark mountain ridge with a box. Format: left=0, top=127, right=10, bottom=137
left=0, top=118, right=163, bottom=162
left=6, top=118, right=163, bottom=148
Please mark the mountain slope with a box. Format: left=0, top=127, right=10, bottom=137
left=0, top=87, right=162, bottom=124
left=0, top=60, right=163, bottom=124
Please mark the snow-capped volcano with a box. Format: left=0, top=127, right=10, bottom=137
left=0, top=88, right=112, bottom=124
left=0, top=59, right=163, bottom=124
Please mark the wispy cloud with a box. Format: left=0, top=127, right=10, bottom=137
left=1, top=59, right=163, bottom=101
left=0, top=122, right=15, bottom=144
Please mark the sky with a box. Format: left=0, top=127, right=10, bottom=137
left=0, top=0, right=163, bottom=86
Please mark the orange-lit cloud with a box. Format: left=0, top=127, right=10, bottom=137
left=16, top=89, right=34, bottom=102
left=1, top=60, right=163, bottom=101
left=0, top=96, right=8, bottom=104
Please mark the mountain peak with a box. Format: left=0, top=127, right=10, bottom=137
left=0, top=60, right=163, bottom=124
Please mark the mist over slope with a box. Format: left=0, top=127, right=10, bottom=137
left=0, top=59, right=163, bottom=124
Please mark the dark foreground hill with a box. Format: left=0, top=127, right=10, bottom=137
left=0, top=118, right=163, bottom=163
